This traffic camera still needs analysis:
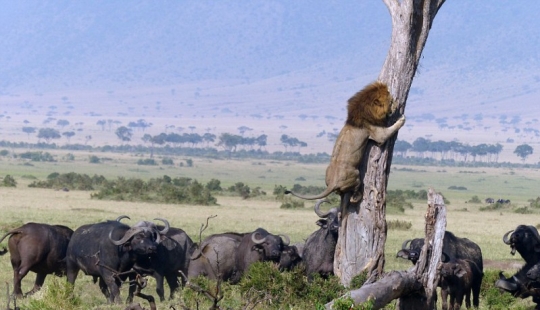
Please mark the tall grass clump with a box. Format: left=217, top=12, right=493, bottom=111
left=25, top=278, right=81, bottom=310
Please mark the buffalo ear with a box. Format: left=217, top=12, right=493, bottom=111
left=396, top=250, right=410, bottom=259
left=316, top=219, right=328, bottom=228
left=455, top=266, right=467, bottom=278
left=251, top=245, right=263, bottom=253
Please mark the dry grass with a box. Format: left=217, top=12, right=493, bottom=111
left=0, top=153, right=539, bottom=308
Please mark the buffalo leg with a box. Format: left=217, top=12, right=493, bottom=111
left=165, top=273, right=179, bottom=300
left=12, top=267, right=27, bottom=298
left=440, top=288, right=449, bottom=310
left=154, top=274, right=165, bottom=302
left=97, top=277, right=110, bottom=299
left=27, top=273, right=47, bottom=296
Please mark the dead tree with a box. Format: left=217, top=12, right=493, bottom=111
left=327, top=189, right=446, bottom=309
left=334, top=0, right=447, bottom=286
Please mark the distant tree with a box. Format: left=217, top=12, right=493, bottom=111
left=62, top=131, right=75, bottom=143
left=217, top=133, right=243, bottom=152
left=256, top=134, right=267, bottom=150
left=22, top=127, right=36, bottom=139
left=23, top=120, right=30, bottom=124
left=128, top=119, right=152, bottom=132
left=142, top=133, right=166, bottom=157
left=115, top=126, right=133, bottom=142
left=514, top=144, right=534, bottom=161
left=96, top=119, right=107, bottom=131
left=280, top=134, right=307, bottom=152
left=202, top=133, right=216, bottom=147
left=394, top=140, right=412, bottom=157
left=56, top=119, right=70, bottom=128
left=237, top=126, right=252, bottom=136
left=37, top=128, right=61, bottom=143
left=188, top=126, right=196, bottom=132
left=85, top=135, right=92, bottom=145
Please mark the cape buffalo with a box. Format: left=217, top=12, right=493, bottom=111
left=66, top=219, right=166, bottom=303
left=0, top=222, right=73, bottom=298
left=397, top=231, right=483, bottom=308
left=231, top=228, right=290, bottom=283
left=496, top=225, right=540, bottom=305
left=440, top=258, right=481, bottom=310
left=302, top=200, right=340, bottom=280
left=279, top=244, right=302, bottom=271
left=130, top=219, right=195, bottom=301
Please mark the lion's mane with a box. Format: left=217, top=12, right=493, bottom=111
left=346, top=81, right=392, bottom=128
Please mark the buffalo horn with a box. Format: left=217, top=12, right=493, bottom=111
left=401, top=239, right=412, bottom=250
left=115, top=215, right=130, bottom=222
left=251, top=232, right=268, bottom=244
left=314, top=199, right=332, bottom=218
left=502, top=230, right=514, bottom=245
left=154, top=218, right=170, bottom=235
left=280, top=234, right=290, bottom=246
left=528, top=225, right=540, bottom=245
left=109, top=226, right=145, bottom=246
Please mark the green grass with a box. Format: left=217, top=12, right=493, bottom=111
left=1, top=151, right=540, bottom=309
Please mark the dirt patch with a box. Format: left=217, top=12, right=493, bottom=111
left=484, top=259, right=523, bottom=271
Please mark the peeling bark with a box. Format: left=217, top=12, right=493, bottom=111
left=334, top=0, right=447, bottom=287
left=328, top=189, right=447, bottom=309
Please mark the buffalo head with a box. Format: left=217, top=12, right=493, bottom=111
left=503, top=225, right=540, bottom=264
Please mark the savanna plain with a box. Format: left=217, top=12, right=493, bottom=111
left=0, top=148, right=539, bottom=309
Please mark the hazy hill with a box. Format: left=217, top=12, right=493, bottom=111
left=0, top=1, right=539, bottom=162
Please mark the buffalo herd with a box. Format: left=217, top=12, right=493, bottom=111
left=0, top=199, right=340, bottom=304
left=2, top=206, right=540, bottom=309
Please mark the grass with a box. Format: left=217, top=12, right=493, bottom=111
left=0, top=150, right=540, bottom=309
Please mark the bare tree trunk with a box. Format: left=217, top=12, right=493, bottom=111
left=334, top=0, right=446, bottom=286
left=327, top=189, right=447, bottom=309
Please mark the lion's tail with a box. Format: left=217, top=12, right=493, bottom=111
left=284, top=187, right=335, bottom=200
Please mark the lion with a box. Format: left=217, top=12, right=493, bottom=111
left=285, top=81, right=405, bottom=204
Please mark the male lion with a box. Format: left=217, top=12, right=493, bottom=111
left=285, top=81, right=405, bottom=204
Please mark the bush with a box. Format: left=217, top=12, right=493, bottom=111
left=91, top=175, right=217, bottom=205
left=137, top=158, right=157, bottom=165
left=280, top=200, right=305, bottom=209
left=205, top=178, right=222, bottom=191
left=514, top=207, right=532, bottom=214
left=468, top=195, right=481, bottom=203
left=29, top=172, right=106, bottom=190
left=161, top=157, right=174, bottom=165
left=186, top=158, right=193, bottom=167
left=19, top=151, right=56, bottom=162
left=25, top=278, right=81, bottom=310
left=88, top=155, right=100, bottom=163
left=1, top=175, right=17, bottom=187
left=529, top=197, right=540, bottom=208
left=0, top=149, right=9, bottom=156
left=448, top=185, right=467, bottom=190
left=481, top=269, right=522, bottom=310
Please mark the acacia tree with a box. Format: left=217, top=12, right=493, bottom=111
left=334, top=0, right=447, bottom=292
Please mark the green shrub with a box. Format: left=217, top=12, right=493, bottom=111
left=161, top=157, right=174, bottom=165
left=481, top=270, right=521, bottom=310
left=205, top=178, right=222, bottom=191
left=25, top=278, right=81, bottom=310
left=468, top=195, right=481, bottom=203
left=88, top=155, right=100, bottom=163
left=0, top=149, right=9, bottom=156
left=29, top=172, right=106, bottom=190
left=529, top=197, right=540, bottom=208
left=280, top=200, right=305, bottom=209
left=1, top=175, right=17, bottom=187
left=186, top=158, right=193, bottom=167
left=448, top=185, right=467, bottom=190
left=514, top=207, right=532, bottom=214
left=137, top=158, right=157, bottom=165
left=63, top=153, right=75, bottom=161
left=91, top=175, right=217, bottom=205
left=19, top=151, right=56, bottom=162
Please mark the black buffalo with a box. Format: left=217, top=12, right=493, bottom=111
left=130, top=219, right=195, bottom=301
left=0, top=222, right=73, bottom=298
left=302, top=199, right=340, bottom=280
left=496, top=225, right=540, bottom=305
left=231, top=228, right=290, bottom=283
left=440, top=258, right=481, bottom=310
left=279, top=244, right=303, bottom=271
left=66, top=219, right=166, bottom=303
left=188, top=232, right=244, bottom=282
left=397, top=231, right=483, bottom=308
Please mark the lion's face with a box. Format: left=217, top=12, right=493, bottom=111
left=346, top=82, right=393, bottom=127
